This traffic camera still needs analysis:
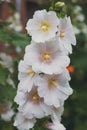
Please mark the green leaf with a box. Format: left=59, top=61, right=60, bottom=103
left=0, top=26, right=31, bottom=47
left=7, top=3, right=16, bottom=12
left=0, top=67, right=10, bottom=83
left=0, top=27, right=11, bottom=43
left=0, top=84, right=16, bottom=103
left=10, top=32, right=31, bottom=47
left=72, top=53, right=87, bottom=70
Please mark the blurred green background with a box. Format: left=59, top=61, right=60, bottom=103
left=0, top=0, right=87, bottom=130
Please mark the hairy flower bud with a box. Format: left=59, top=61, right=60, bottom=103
left=55, top=2, right=65, bottom=8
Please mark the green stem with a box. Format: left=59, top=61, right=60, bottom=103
left=50, top=0, right=55, bottom=9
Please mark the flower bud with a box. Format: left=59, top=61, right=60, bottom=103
left=55, top=2, right=65, bottom=8
left=49, top=6, right=54, bottom=11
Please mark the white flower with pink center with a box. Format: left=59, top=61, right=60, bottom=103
left=18, top=60, right=38, bottom=92
left=24, top=40, right=70, bottom=75
left=14, top=87, right=52, bottom=119
left=26, top=9, right=59, bottom=43
left=57, top=17, right=76, bottom=54
left=47, top=121, right=66, bottom=130
left=0, top=102, right=14, bottom=121
left=14, top=112, right=36, bottom=130
left=35, top=69, right=73, bottom=107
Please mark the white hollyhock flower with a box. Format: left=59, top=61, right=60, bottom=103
left=1, top=109, right=14, bottom=121
left=0, top=102, right=14, bottom=121
left=14, top=112, right=36, bottom=130
left=57, top=17, right=76, bottom=54
left=73, top=5, right=82, bottom=13
left=47, top=106, right=65, bottom=130
left=14, top=90, right=27, bottom=107
left=18, top=60, right=38, bottom=92
left=26, top=9, right=59, bottom=43
left=7, top=12, right=22, bottom=32
left=75, top=14, right=85, bottom=22
left=0, top=53, right=13, bottom=72
left=46, top=121, right=66, bottom=130
left=14, top=87, right=52, bottom=119
left=35, top=69, right=72, bottom=107
left=24, top=40, right=70, bottom=75
left=51, top=106, right=64, bottom=122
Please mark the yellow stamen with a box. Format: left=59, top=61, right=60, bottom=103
left=32, top=95, right=38, bottom=101
left=53, top=106, right=59, bottom=111
left=32, top=94, right=40, bottom=103
left=28, top=88, right=41, bottom=103
left=39, top=22, right=50, bottom=32
left=60, top=30, right=65, bottom=38
left=48, top=79, right=58, bottom=89
left=26, top=70, right=35, bottom=77
left=41, top=52, right=51, bottom=62
left=51, top=81, right=58, bottom=87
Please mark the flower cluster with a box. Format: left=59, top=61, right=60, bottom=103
left=0, top=102, right=14, bottom=121
left=14, top=9, right=76, bottom=130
